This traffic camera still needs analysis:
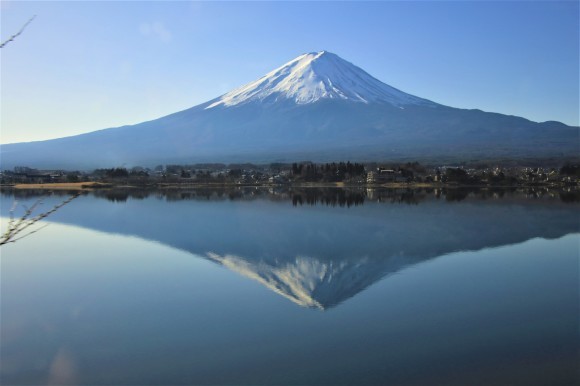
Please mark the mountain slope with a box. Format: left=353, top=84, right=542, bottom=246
left=1, top=51, right=577, bottom=169
left=206, top=51, right=436, bottom=108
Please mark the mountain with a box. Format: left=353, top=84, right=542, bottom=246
left=1, top=51, right=577, bottom=169
left=205, top=51, right=436, bottom=108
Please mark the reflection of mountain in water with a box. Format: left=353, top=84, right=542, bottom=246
left=1, top=188, right=579, bottom=309
left=206, top=253, right=408, bottom=310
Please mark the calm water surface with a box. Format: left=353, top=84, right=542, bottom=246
left=1, top=188, right=578, bottom=385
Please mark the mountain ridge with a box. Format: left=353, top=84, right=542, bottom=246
left=1, top=51, right=577, bottom=169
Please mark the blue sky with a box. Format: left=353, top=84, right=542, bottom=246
left=1, top=1, right=578, bottom=144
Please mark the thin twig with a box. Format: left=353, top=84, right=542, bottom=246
left=0, top=193, right=80, bottom=246
left=0, top=15, right=36, bottom=49
left=7, top=223, right=50, bottom=244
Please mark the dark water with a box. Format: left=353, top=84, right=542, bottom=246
left=1, top=188, right=579, bottom=385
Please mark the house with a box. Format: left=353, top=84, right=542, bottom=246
left=268, top=175, right=288, bottom=184
left=367, top=169, right=397, bottom=184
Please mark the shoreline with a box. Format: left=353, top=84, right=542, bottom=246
left=1, top=181, right=576, bottom=191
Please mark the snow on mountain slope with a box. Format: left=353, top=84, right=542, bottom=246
left=206, top=51, right=436, bottom=109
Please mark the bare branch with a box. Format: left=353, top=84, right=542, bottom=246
left=0, top=193, right=80, bottom=246
left=0, top=15, right=36, bottom=49
left=7, top=223, right=50, bottom=244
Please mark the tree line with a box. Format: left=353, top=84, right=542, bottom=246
left=291, top=162, right=366, bottom=182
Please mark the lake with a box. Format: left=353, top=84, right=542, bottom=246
left=1, top=187, right=578, bottom=385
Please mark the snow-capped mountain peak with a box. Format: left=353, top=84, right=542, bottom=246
left=206, top=51, right=433, bottom=109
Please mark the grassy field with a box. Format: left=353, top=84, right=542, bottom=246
left=10, top=182, right=111, bottom=190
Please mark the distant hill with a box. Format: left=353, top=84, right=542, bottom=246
left=1, top=51, right=577, bottom=170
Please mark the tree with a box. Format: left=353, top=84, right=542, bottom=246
left=66, top=173, right=79, bottom=182
left=560, top=164, right=580, bottom=176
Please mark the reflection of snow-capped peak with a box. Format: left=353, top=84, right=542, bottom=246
left=206, top=51, right=434, bottom=109
left=206, top=252, right=408, bottom=310
left=207, top=252, right=333, bottom=309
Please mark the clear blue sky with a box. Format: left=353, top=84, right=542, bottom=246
left=1, top=1, right=578, bottom=144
